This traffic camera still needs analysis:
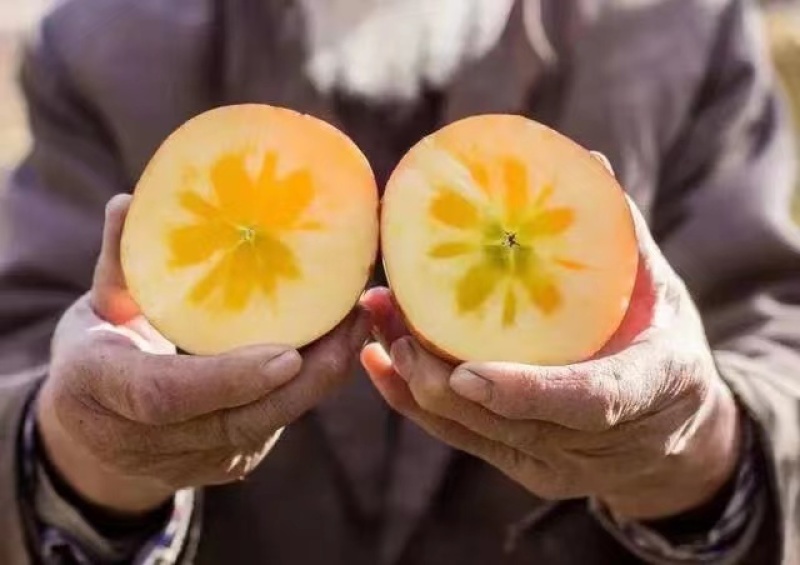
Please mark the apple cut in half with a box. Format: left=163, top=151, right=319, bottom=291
left=381, top=114, right=638, bottom=365
left=121, top=104, right=378, bottom=355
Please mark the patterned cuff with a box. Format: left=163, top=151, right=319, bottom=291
left=589, top=417, right=764, bottom=563
left=18, top=390, right=195, bottom=564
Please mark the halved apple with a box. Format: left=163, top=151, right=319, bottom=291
left=121, top=104, right=378, bottom=355
left=381, top=114, right=638, bottom=365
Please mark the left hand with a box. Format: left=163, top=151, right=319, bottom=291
left=361, top=181, right=742, bottom=521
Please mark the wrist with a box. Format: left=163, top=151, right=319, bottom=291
left=601, top=378, right=742, bottom=520
left=36, top=381, right=173, bottom=516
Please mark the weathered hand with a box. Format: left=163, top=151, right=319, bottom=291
left=362, top=179, right=741, bottom=520
left=37, top=194, right=371, bottom=514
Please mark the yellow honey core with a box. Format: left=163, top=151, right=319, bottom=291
left=426, top=154, right=586, bottom=328
left=168, top=150, right=321, bottom=312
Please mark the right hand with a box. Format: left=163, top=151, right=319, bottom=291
left=37, top=194, right=371, bottom=514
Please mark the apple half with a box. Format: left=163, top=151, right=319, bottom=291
left=121, top=104, right=379, bottom=355
left=381, top=114, right=638, bottom=365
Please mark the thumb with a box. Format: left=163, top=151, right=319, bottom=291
left=91, top=194, right=140, bottom=324
left=359, top=287, right=410, bottom=350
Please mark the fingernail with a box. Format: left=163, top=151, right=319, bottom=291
left=263, top=350, right=302, bottom=379
left=390, top=338, right=416, bottom=381
left=449, top=369, right=492, bottom=403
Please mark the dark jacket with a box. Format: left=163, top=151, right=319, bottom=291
left=0, top=0, right=798, bottom=563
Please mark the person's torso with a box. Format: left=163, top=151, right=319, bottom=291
left=46, top=0, right=725, bottom=562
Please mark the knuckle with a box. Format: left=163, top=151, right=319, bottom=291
left=681, top=360, right=711, bottom=408
left=583, top=374, right=620, bottom=431
left=685, top=378, right=710, bottom=412
left=219, top=410, right=273, bottom=450
left=659, top=350, right=710, bottom=410
left=412, top=375, right=449, bottom=413
left=260, top=393, right=297, bottom=428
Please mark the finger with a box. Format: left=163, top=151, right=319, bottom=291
left=360, top=286, right=409, bottom=348
left=131, top=434, right=282, bottom=489
left=390, top=337, right=509, bottom=437
left=78, top=334, right=302, bottom=425
left=363, top=343, right=557, bottom=494
left=383, top=337, right=569, bottom=452
left=452, top=339, right=670, bottom=431
left=92, top=194, right=141, bottom=325
left=363, top=341, right=512, bottom=462
left=216, top=308, right=372, bottom=448
left=361, top=341, right=396, bottom=381
left=390, top=336, right=456, bottom=412
left=51, top=293, right=108, bottom=358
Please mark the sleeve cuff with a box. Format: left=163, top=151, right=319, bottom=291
left=19, top=386, right=196, bottom=564
left=588, top=413, right=766, bottom=564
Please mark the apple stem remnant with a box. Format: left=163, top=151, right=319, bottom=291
left=502, top=231, right=520, bottom=249
left=238, top=225, right=258, bottom=244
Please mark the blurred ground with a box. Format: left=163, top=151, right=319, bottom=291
left=1, top=1, right=800, bottom=194
left=764, top=5, right=800, bottom=218
left=0, top=42, right=27, bottom=170
left=0, top=0, right=49, bottom=172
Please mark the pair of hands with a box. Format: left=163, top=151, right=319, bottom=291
left=38, top=178, right=741, bottom=521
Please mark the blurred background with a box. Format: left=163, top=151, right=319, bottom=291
left=0, top=0, right=50, bottom=172
left=1, top=0, right=800, bottom=198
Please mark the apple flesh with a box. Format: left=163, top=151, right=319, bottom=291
left=381, top=114, right=638, bottom=365
left=121, top=104, right=379, bottom=355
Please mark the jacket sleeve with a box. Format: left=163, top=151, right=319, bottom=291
left=653, top=0, right=800, bottom=561
left=0, top=11, right=138, bottom=564
left=0, top=16, right=127, bottom=376
left=0, top=2, right=219, bottom=561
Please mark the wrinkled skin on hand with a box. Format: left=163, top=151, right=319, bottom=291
left=361, top=154, right=742, bottom=520
left=38, top=195, right=371, bottom=514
